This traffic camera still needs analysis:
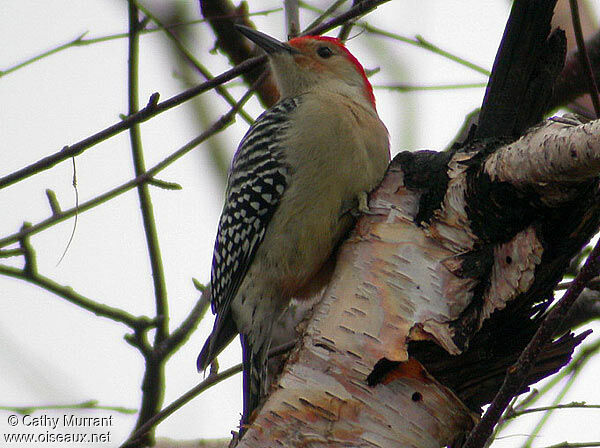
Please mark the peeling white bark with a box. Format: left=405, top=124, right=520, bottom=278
left=484, top=116, right=600, bottom=202
left=239, top=164, right=478, bottom=447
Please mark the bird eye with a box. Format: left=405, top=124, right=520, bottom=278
left=317, top=46, right=334, bottom=58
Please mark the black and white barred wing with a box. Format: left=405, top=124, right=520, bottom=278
left=210, top=96, right=301, bottom=321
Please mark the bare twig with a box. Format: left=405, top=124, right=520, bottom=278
left=159, top=288, right=211, bottom=356
left=285, top=0, right=300, bottom=38
left=301, top=0, right=391, bottom=37
left=301, top=1, right=490, bottom=75
left=0, top=263, right=155, bottom=330
left=0, top=58, right=256, bottom=190
left=337, top=0, right=359, bottom=41
left=121, top=364, right=242, bottom=448
left=505, top=402, right=600, bottom=419
left=0, top=400, right=136, bottom=415
left=127, top=2, right=168, bottom=345
left=132, top=0, right=254, bottom=126
left=0, top=85, right=255, bottom=250
left=569, top=0, right=600, bottom=117
left=541, top=443, right=600, bottom=448
left=0, top=231, right=154, bottom=331
left=303, top=0, right=347, bottom=33
left=556, top=278, right=600, bottom=290
left=0, top=248, right=23, bottom=258
left=0, top=8, right=282, bottom=79
left=375, top=82, right=487, bottom=92
left=126, top=5, right=168, bottom=442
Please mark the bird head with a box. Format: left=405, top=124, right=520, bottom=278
left=236, top=25, right=376, bottom=110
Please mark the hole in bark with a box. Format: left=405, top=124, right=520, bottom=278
left=506, top=255, right=512, bottom=264
left=412, top=392, right=422, bottom=402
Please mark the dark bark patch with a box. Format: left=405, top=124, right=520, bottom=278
left=392, top=150, right=454, bottom=225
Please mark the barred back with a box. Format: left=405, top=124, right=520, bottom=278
left=210, top=96, right=302, bottom=323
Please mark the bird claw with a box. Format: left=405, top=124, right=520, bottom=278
left=358, top=191, right=376, bottom=215
left=347, top=191, right=375, bottom=217
left=549, top=114, right=588, bottom=126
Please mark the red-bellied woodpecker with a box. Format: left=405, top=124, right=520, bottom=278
left=197, top=25, right=390, bottom=427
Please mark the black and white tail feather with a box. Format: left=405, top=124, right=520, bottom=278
left=197, top=96, right=303, bottom=426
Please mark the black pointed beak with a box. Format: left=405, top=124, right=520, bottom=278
left=235, top=25, right=299, bottom=55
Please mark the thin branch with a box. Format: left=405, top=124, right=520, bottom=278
left=0, top=8, right=283, bottom=79
left=556, top=278, right=600, bottom=290
left=541, top=443, right=600, bottom=448
left=285, top=0, right=300, bottom=38
left=375, top=82, right=487, bottom=92
left=121, top=363, right=242, bottom=448
left=127, top=6, right=167, bottom=441
left=303, top=0, right=347, bottom=33
left=127, top=2, right=169, bottom=345
left=1, top=32, right=89, bottom=78
left=505, top=402, right=600, bottom=419
left=0, top=400, right=137, bottom=415
left=301, top=0, right=392, bottom=37
left=0, top=248, right=23, bottom=258
left=520, top=338, right=600, bottom=407
left=337, top=0, right=359, bottom=41
left=301, top=1, right=490, bottom=76
left=132, top=0, right=254, bottom=126
left=413, top=34, right=491, bottom=76
left=569, top=0, right=600, bottom=117
left=0, top=87, right=255, bottom=250
left=523, top=368, right=579, bottom=448
left=493, top=338, right=600, bottom=446
left=463, top=240, right=600, bottom=448
left=159, top=288, right=211, bottom=356
left=146, top=178, right=181, bottom=190
left=0, top=59, right=253, bottom=190
left=485, top=395, right=522, bottom=448
left=0, top=261, right=153, bottom=331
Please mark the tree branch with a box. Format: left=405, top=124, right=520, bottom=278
left=0, top=8, right=282, bottom=79
left=126, top=4, right=167, bottom=443
left=200, top=0, right=280, bottom=107
left=132, top=0, right=254, bottom=126
left=159, top=288, right=211, bottom=357
left=0, top=263, right=154, bottom=331
left=505, top=402, right=600, bottom=419
left=0, top=400, right=137, bottom=415
left=1, top=0, right=391, bottom=191
left=569, top=0, right=600, bottom=117
left=284, top=0, right=300, bottom=38
left=0, top=222, right=154, bottom=332
left=0, top=82, right=256, bottom=249
left=301, top=1, right=490, bottom=75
